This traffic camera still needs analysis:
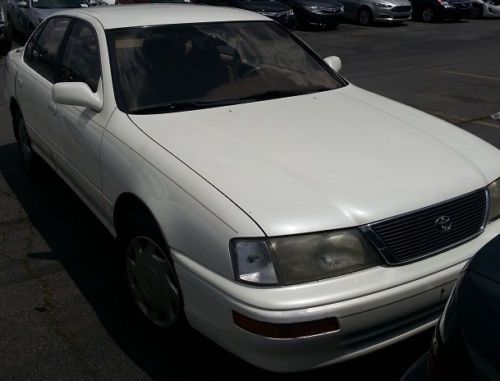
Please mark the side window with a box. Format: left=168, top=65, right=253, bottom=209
left=25, top=17, right=71, bottom=82
left=59, top=21, right=101, bottom=93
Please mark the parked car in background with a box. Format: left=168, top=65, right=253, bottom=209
left=0, top=2, right=12, bottom=55
left=410, top=0, right=472, bottom=21
left=227, top=0, right=296, bottom=29
left=340, top=0, right=412, bottom=25
left=402, top=234, right=500, bottom=381
left=198, top=0, right=295, bottom=28
left=6, top=0, right=91, bottom=37
left=117, top=0, right=192, bottom=4
left=279, top=0, right=344, bottom=28
left=470, top=0, right=500, bottom=17
left=4, top=4, right=500, bottom=373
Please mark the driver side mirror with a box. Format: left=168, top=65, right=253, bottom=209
left=323, top=56, right=342, bottom=72
left=52, top=82, right=103, bottom=112
left=17, top=1, right=28, bottom=7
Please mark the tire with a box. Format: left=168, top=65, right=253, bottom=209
left=27, top=24, right=35, bottom=38
left=295, top=11, right=308, bottom=30
left=471, top=3, right=483, bottom=18
left=358, top=7, right=373, bottom=25
left=15, top=113, right=43, bottom=174
left=119, top=212, right=185, bottom=330
left=420, top=7, right=435, bottom=22
left=0, top=37, right=12, bottom=56
left=327, top=21, right=339, bottom=29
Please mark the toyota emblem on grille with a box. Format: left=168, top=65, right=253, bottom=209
left=435, top=216, right=452, bottom=232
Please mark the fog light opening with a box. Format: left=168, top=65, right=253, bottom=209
left=232, top=311, right=340, bottom=338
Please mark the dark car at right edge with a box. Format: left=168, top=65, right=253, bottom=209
left=410, top=0, right=472, bottom=21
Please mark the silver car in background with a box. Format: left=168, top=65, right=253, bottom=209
left=340, top=0, right=412, bottom=24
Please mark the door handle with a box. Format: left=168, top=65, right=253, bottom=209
left=48, top=101, right=58, bottom=116
left=17, top=76, right=23, bottom=88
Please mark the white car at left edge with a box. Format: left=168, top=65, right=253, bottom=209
left=4, top=4, right=500, bottom=373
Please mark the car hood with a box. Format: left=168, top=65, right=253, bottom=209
left=129, top=84, right=500, bottom=236
left=234, top=1, right=290, bottom=12
left=294, top=0, right=343, bottom=7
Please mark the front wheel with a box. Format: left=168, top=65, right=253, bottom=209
left=358, top=7, right=373, bottom=25
left=421, top=7, right=435, bottom=22
left=0, top=37, right=12, bottom=56
left=326, top=21, right=339, bottom=29
left=121, top=214, right=184, bottom=329
left=16, top=113, right=42, bottom=174
left=471, top=4, right=483, bottom=18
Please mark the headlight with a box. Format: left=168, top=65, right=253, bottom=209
left=231, top=229, right=382, bottom=286
left=488, top=178, right=500, bottom=222
left=0, top=8, right=5, bottom=23
left=437, top=0, right=453, bottom=6
left=304, top=5, right=323, bottom=13
left=375, top=2, right=393, bottom=7
left=286, top=9, right=294, bottom=16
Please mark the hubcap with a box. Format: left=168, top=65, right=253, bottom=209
left=360, top=10, right=371, bottom=24
left=18, top=120, right=32, bottom=168
left=126, top=236, right=180, bottom=327
left=422, top=8, right=434, bottom=21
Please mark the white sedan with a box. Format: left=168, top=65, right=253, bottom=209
left=4, top=4, right=500, bottom=372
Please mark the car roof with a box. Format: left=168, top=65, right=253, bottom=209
left=58, top=4, right=269, bottom=30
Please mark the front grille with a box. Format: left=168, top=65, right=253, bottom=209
left=392, top=5, right=412, bottom=12
left=364, top=189, right=488, bottom=264
left=262, top=11, right=283, bottom=17
left=319, top=6, right=343, bottom=13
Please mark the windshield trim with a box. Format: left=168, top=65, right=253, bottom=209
left=106, top=20, right=348, bottom=115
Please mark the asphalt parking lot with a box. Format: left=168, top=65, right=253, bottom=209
left=1, top=18, right=499, bottom=380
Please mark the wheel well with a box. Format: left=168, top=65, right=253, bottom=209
left=113, top=193, right=158, bottom=238
left=10, top=98, right=21, bottom=141
left=358, top=6, right=372, bottom=16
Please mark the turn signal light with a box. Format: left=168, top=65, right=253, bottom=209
left=232, top=311, right=340, bottom=339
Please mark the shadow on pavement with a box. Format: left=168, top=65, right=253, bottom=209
left=0, top=141, right=432, bottom=380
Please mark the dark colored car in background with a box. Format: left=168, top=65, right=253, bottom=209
left=410, top=0, right=472, bottom=21
left=198, top=0, right=296, bottom=29
left=0, top=2, right=12, bottom=55
left=402, top=234, right=500, bottom=381
left=227, top=0, right=296, bottom=29
left=279, top=0, right=344, bottom=28
left=116, top=0, right=193, bottom=3
left=6, top=0, right=91, bottom=37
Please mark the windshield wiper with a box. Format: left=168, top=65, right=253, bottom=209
left=129, top=88, right=333, bottom=115
left=129, top=98, right=246, bottom=115
left=234, top=87, right=332, bottom=102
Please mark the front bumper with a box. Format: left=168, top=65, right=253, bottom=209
left=438, top=4, right=473, bottom=18
left=374, top=8, right=412, bottom=22
left=268, top=13, right=297, bottom=29
left=300, top=10, right=344, bottom=25
left=173, top=219, right=500, bottom=372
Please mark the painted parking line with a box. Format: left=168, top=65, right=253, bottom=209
left=425, top=109, right=500, bottom=129
left=442, top=70, right=500, bottom=82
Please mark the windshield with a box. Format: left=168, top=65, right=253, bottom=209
left=107, top=21, right=345, bottom=114
left=31, top=0, right=89, bottom=8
